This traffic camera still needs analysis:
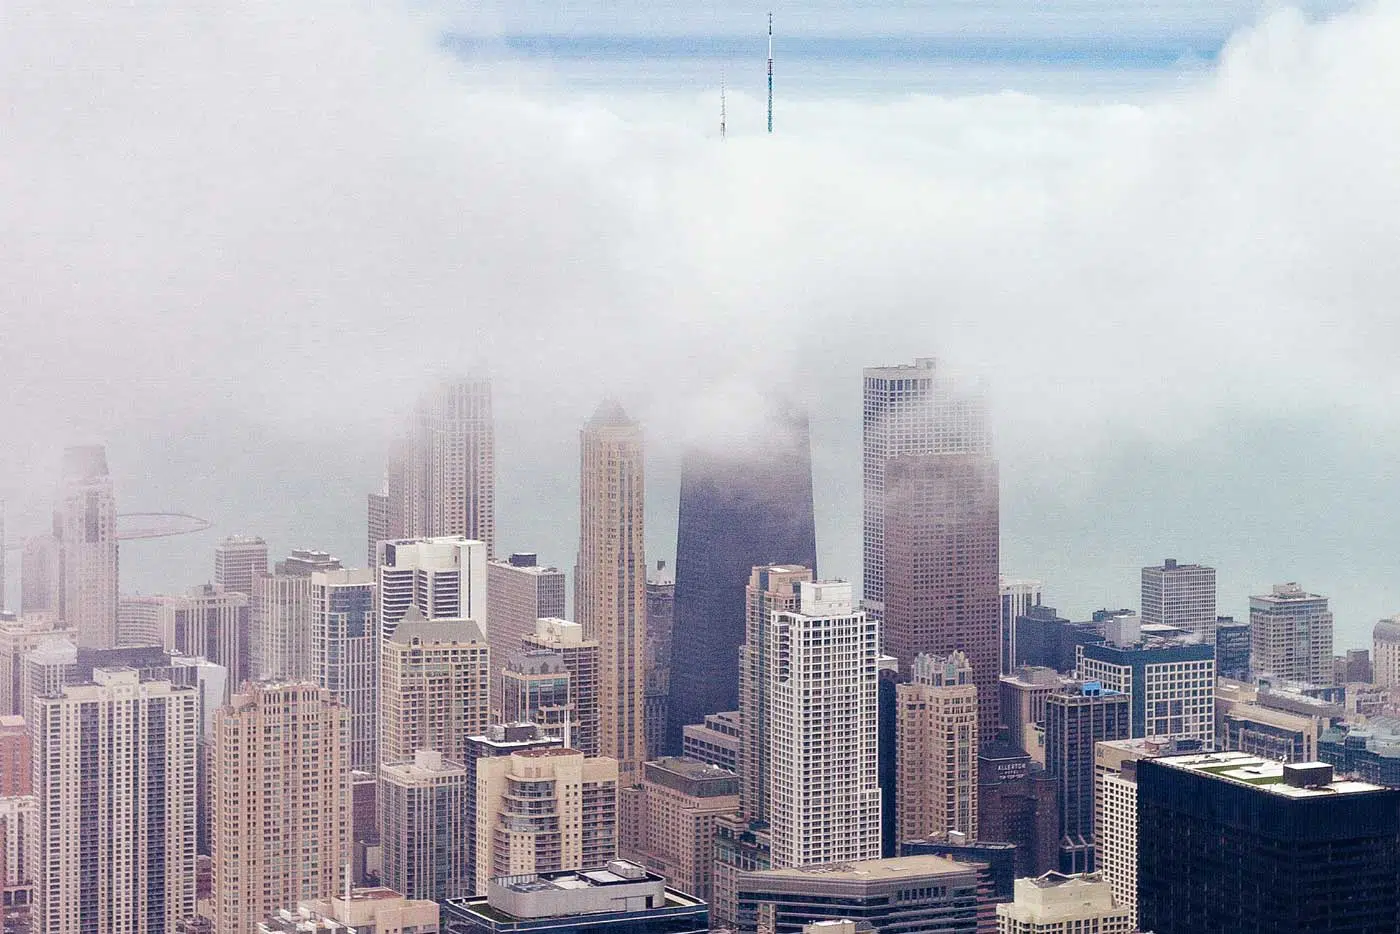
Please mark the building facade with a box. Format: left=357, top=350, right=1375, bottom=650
left=251, top=549, right=342, bottom=682
left=486, top=553, right=566, bottom=713
left=308, top=568, right=378, bottom=770
left=56, top=445, right=119, bottom=648
left=682, top=710, right=741, bottom=773
left=523, top=618, right=600, bottom=755
left=380, top=613, right=490, bottom=763
left=999, top=579, right=1042, bottom=676
left=896, top=651, right=979, bottom=843
left=619, top=757, right=739, bottom=903
left=644, top=564, right=675, bottom=761
left=1140, top=558, right=1216, bottom=643
left=377, top=536, right=488, bottom=641
left=1250, top=583, right=1334, bottom=684
left=1076, top=637, right=1216, bottom=744
left=379, top=750, right=471, bottom=902
left=213, top=535, right=268, bottom=596
left=1044, top=684, right=1131, bottom=873
left=995, top=872, right=1131, bottom=934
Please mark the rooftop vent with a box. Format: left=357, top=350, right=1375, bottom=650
left=1283, top=762, right=1334, bottom=788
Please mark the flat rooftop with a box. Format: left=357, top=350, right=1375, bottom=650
left=750, top=855, right=972, bottom=883
left=1154, top=752, right=1387, bottom=798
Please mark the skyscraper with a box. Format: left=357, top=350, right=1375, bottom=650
left=738, top=564, right=811, bottom=822
left=251, top=549, right=342, bottom=682
left=20, top=533, right=60, bottom=616
left=1250, top=582, right=1334, bottom=684
left=884, top=452, right=1001, bottom=741
left=896, top=651, right=979, bottom=843
left=575, top=401, right=647, bottom=774
left=668, top=404, right=817, bottom=753
left=213, top=535, right=268, bottom=596
left=1374, top=615, right=1400, bottom=687
left=619, top=757, right=739, bottom=904
left=1138, top=753, right=1400, bottom=933
left=383, top=377, right=495, bottom=554
left=122, top=585, right=250, bottom=699
left=500, top=649, right=574, bottom=741
left=379, top=749, right=471, bottom=902
left=1076, top=629, right=1215, bottom=744
left=1140, top=559, right=1216, bottom=643
left=996, top=872, right=1132, bottom=934
left=366, top=489, right=389, bottom=567
left=523, top=618, right=600, bottom=756
left=56, top=445, right=119, bottom=647
left=309, top=568, right=378, bottom=770
left=35, top=668, right=198, bottom=934
left=644, top=562, right=675, bottom=761
left=768, top=580, right=881, bottom=868
left=379, top=611, right=490, bottom=764
left=212, top=682, right=349, bottom=934
left=486, top=553, right=566, bottom=713
left=999, top=579, right=1042, bottom=676
left=377, top=536, right=487, bottom=641
left=863, top=358, right=990, bottom=623
left=1045, top=683, right=1130, bottom=873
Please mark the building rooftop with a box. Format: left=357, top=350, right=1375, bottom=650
left=1153, top=752, right=1387, bottom=798
left=746, top=854, right=971, bottom=883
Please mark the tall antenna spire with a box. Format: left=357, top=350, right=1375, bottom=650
left=721, top=70, right=727, bottom=141
left=767, top=12, right=774, bottom=134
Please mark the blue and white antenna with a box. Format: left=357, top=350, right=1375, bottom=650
left=766, top=12, right=774, bottom=134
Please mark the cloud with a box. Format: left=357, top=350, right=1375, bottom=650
left=3, top=1, right=1400, bottom=638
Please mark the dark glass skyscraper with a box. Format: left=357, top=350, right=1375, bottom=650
left=665, top=405, right=818, bottom=752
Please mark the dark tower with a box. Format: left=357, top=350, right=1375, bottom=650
left=665, top=404, right=818, bottom=753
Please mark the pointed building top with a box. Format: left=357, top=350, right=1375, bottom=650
left=62, top=445, right=109, bottom=482
left=587, top=399, right=636, bottom=429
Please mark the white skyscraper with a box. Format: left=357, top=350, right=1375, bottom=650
left=56, top=445, right=119, bottom=648
left=1250, top=582, right=1334, bottom=684
left=1140, top=559, right=1217, bottom=642
left=768, top=580, right=881, bottom=868
left=377, top=536, right=487, bottom=641
left=251, top=549, right=343, bottom=681
left=309, top=568, right=379, bottom=769
left=862, top=359, right=990, bottom=622
left=214, top=535, right=269, bottom=596
left=34, top=669, right=199, bottom=934
left=1000, top=578, right=1043, bottom=674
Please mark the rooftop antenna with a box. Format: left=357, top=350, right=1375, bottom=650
left=721, top=69, right=727, bottom=141
left=766, top=12, right=774, bottom=134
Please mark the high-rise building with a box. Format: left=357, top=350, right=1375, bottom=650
left=737, top=855, right=983, bottom=934
left=20, top=534, right=60, bottom=616
left=0, top=716, right=28, bottom=796
left=35, top=669, right=198, bottom=934
left=619, top=757, right=739, bottom=903
left=120, top=586, right=251, bottom=698
left=486, top=553, right=566, bottom=713
left=863, top=358, right=989, bottom=624
left=1013, top=606, right=1104, bottom=674
left=977, top=741, right=1060, bottom=877
left=998, top=666, right=1063, bottom=765
left=1373, top=616, right=1400, bottom=687
left=668, top=403, right=818, bottom=754
left=366, top=489, right=389, bottom=567
left=644, top=562, right=675, bottom=761
left=56, top=445, right=119, bottom=648
left=500, top=649, right=574, bottom=742
left=883, top=452, right=1000, bottom=741
left=523, top=618, right=600, bottom=755
left=1250, top=582, right=1334, bottom=684
left=383, top=377, right=495, bottom=554
left=1076, top=630, right=1215, bottom=744
left=995, top=872, right=1132, bottom=934
left=0, top=615, right=64, bottom=716
left=379, top=749, right=471, bottom=902
left=999, top=579, right=1042, bottom=676
left=379, top=611, right=490, bottom=764
left=212, top=682, right=350, bottom=934
left=214, top=535, right=268, bottom=596
left=259, top=888, right=440, bottom=934
left=738, top=564, right=811, bottom=822
left=1138, top=753, right=1400, bottom=933
left=308, top=569, right=378, bottom=770
left=473, top=747, right=619, bottom=892
left=683, top=710, right=741, bottom=773
left=462, top=724, right=563, bottom=890
left=377, top=536, right=487, bottom=641
left=575, top=401, right=647, bottom=774
left=0, top=791, right=37, bottom=918
left=1140, top=558, right=1216, bottom=643
left=1214, top=616, right=1251, bottom=680
left=251, top=549, right=342, bottom=682
left=896, top=652, right=978, bottom=844
left=768, top=580, right=881, bottom=868
left=1044, top=683, right=1130, bottom=873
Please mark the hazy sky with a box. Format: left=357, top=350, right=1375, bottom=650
left=4, top=1, right=1399, bottom=649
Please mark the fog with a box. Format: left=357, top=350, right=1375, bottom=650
left=3, top=1, right=1400, bottom=647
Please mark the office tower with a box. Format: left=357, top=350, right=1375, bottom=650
left=998, top=666, right=1062, bottom=764
left=896, top=652, right=978, bottom=843
left=863, top=358, right=989, bottom=622
left=668, top=403, right=818, bottom=754
left=0, top=615, right=63, bottom=715
left=737, top=855, right=982, bottom=934
left=900, top=835, right=1017, bottom=910
left=473, top=747, right=619, bottom=892
left=260, top=889, right=440, bottom=934
left=140, top=585, right=251, bottom=697
left=35, top=669, right=198, bottom=934
left=618, top=757, right=739, bottom=903
left=524, top=617, right=600, bottom=754
left=1012, top=606, right=1097, bottom=673
left=883, top=452, right=1000, bottom=741
left=1138, top=753, right=1400, bottom=933
left=444, top=861, right=708, bottom=934
left=379, top=749, right=471, bottom=902
left=1214, top=616, right=1251, bottom=680
left=383, top=377, right=496, bottom=553
left=0, top=716, right=27, bottom=795
left=1140, top=558, right=1216, bottom=642
left=1044, top=683, right=1130, bottom=873
left=877, top=655, right=899, bottom=857
left=1219, top=693, right=1326, bottom=761
left=999, top=579, right=1042, bottom=676
left=1250, top=582, right=1334, bottom=683
left=20, top=534, right=60, bottom=616
left=575, top=401, right=647, bottom=773
left=977, top=742, right=1059, bottom=877
left=1374, top=616, right=1400, bottom=687
left=214, top=535, right=268, bottom=596
left=213, top=682, right=349, bottom=934
left=309, top=569, right=378, bottom=769
left=768, top=580, right=881, bottom=868
left=1093, top=737, right=1190, bottom=929
left=379, top=611, right=490, bottom=763
left=996, top=872, right=1132, bottom=934
left=486, top=553, right=566, bottom=712
left=251, top=549, right=341, bottom=681
left=378, top=536, right=487, bottom=640
left=55, top=445, right=119, bottom=647
left=1076, top=632, right=1215, bottom=744
left=644, top=562, right=674, bottom=760
left=462, top=724, right=563, bottom=891
left=1333, top=647, right=1372, bottom=684
left=366, top=489, right=389, bottom=567
left=500, top=649, right=574, bottom=741
left=738, top=564, right=811, bottom=822
left=683, top=710, right=741, bottom=773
